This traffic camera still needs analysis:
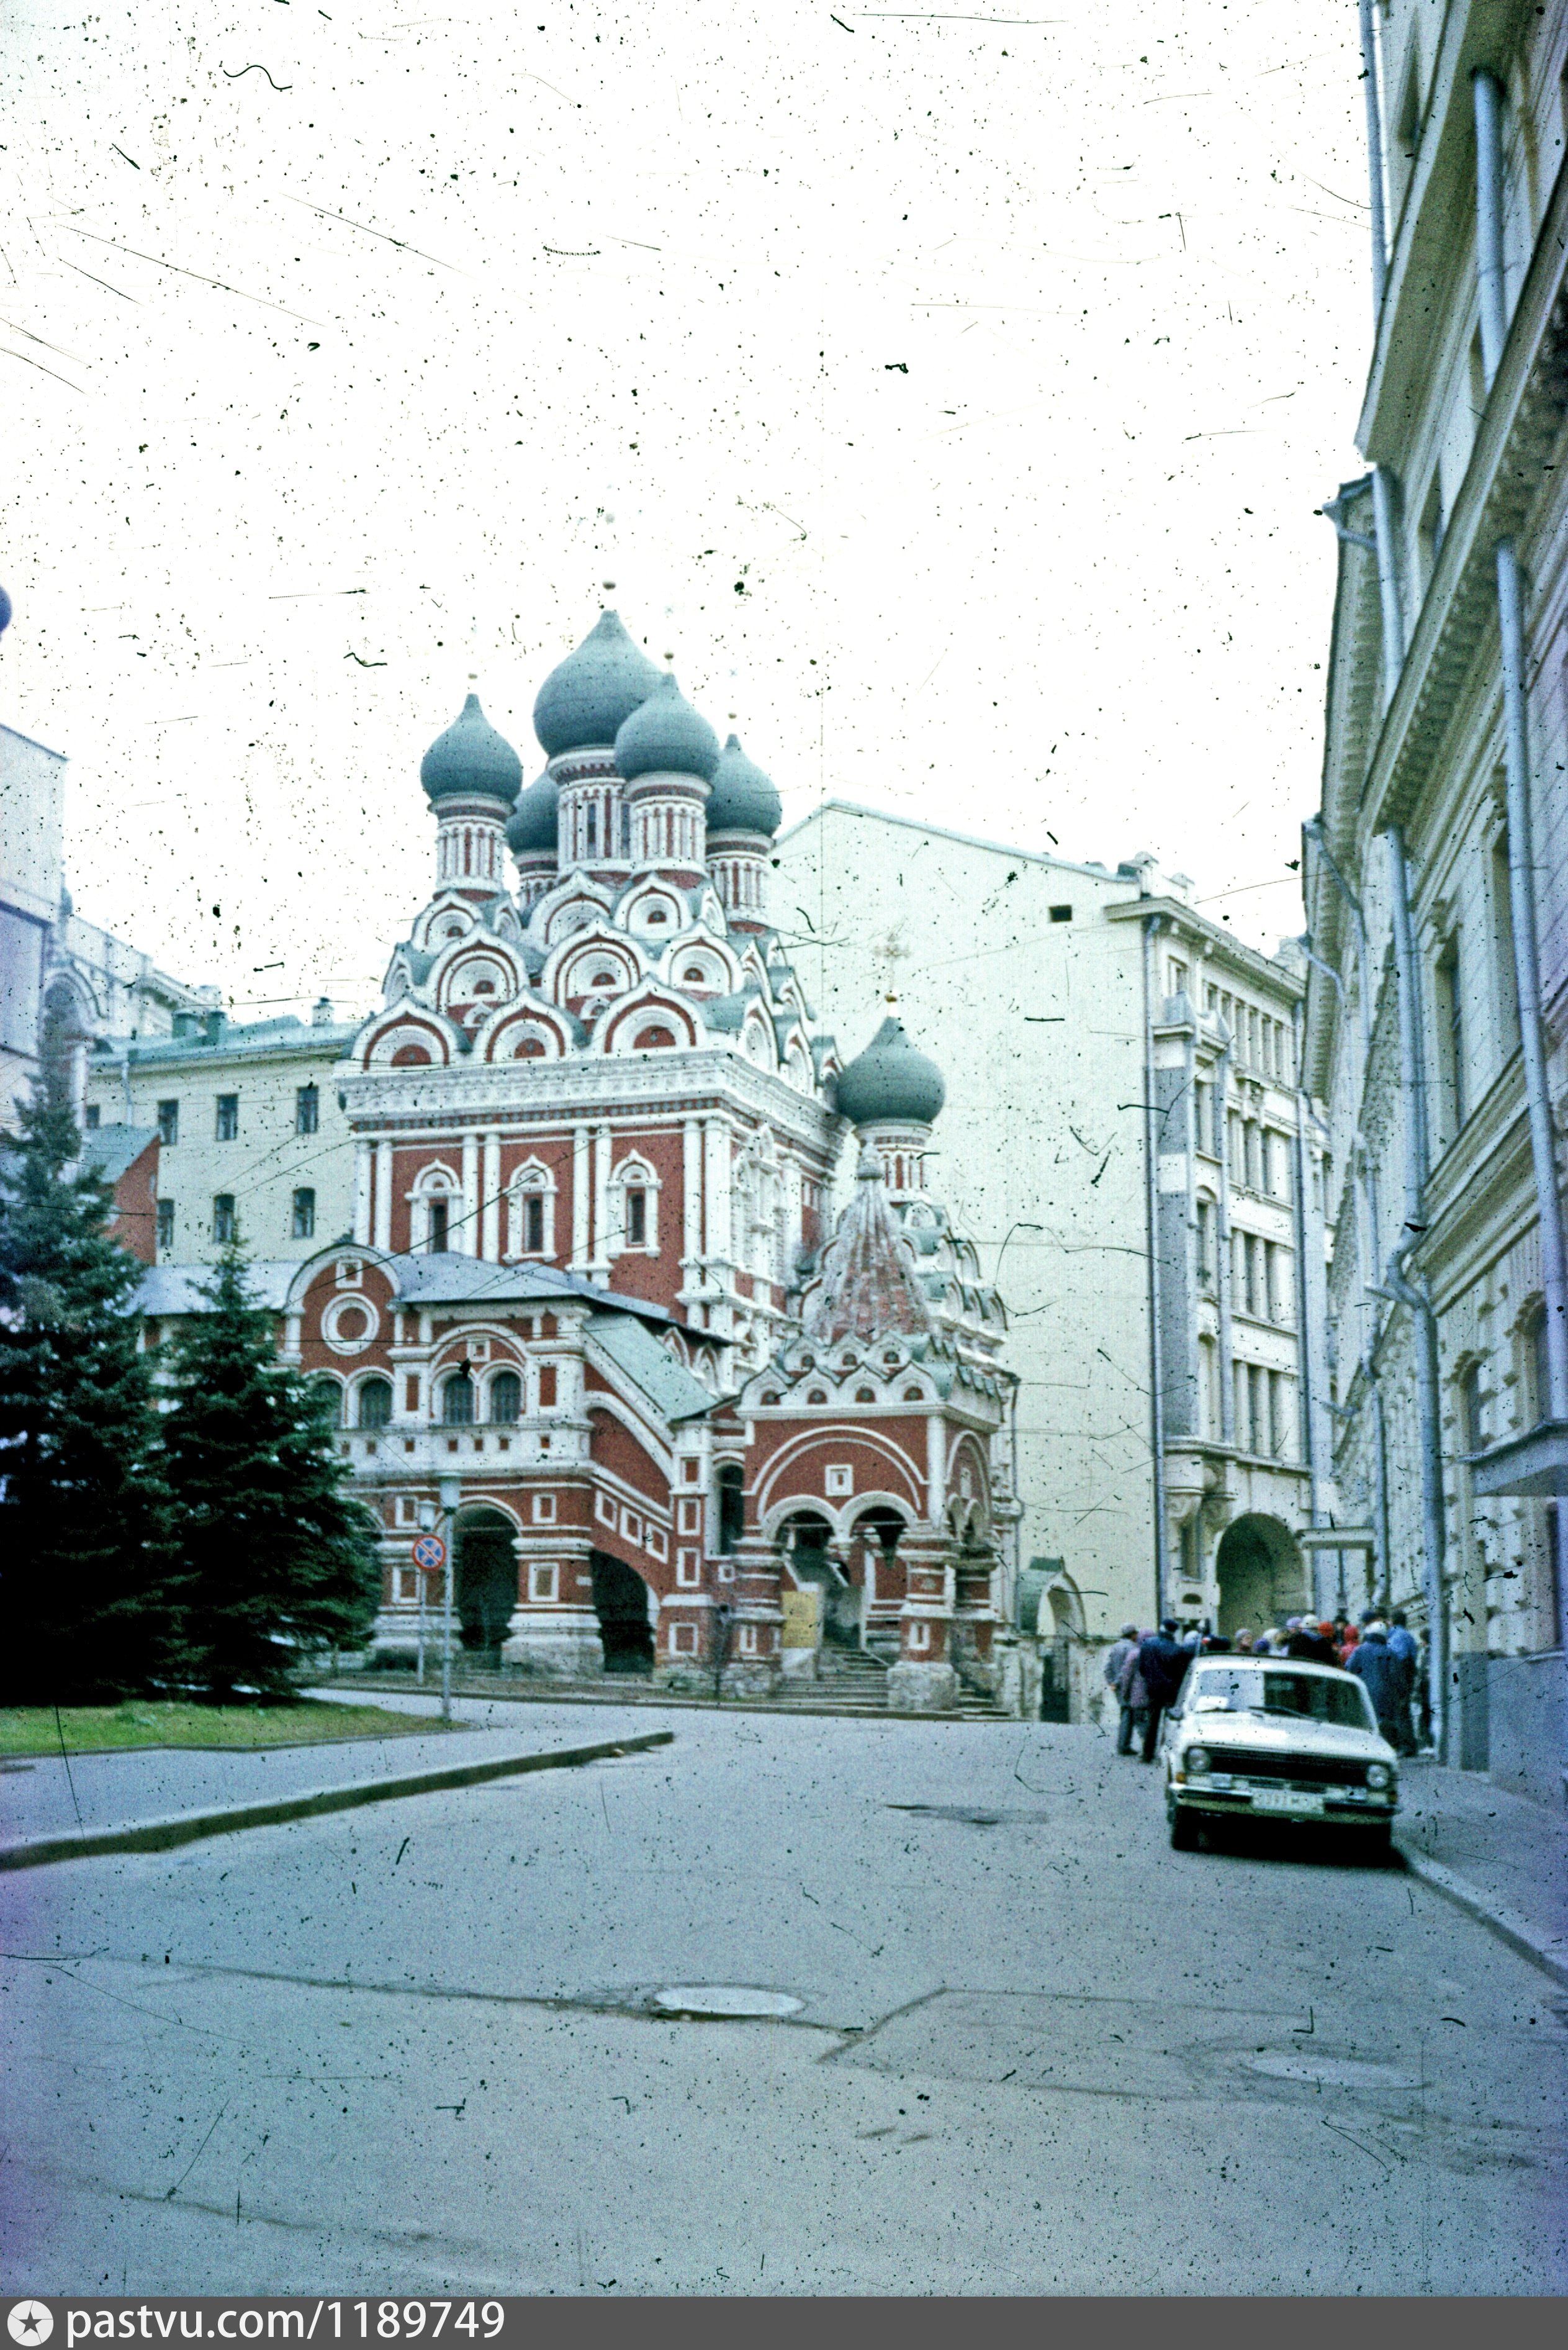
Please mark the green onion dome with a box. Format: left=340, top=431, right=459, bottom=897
left=505, top=769, right=559, bottom=856
left=706, top=734, right=782, bottom=836
left=834, top=1017, right=946, bottom=1128
left=614, top=672, right=721, bottom=784
left=420, top=693, right=523, bottom=805
left=533, top=610, right=664, bottom=759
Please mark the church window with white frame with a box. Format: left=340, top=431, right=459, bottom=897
left=409, top=1164, right=460, bottom=1254
left=608, top=1154, right=660, bottom=1255
left=506, top=1159, right=557, bottom=1259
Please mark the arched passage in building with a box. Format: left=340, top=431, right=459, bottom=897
left=454, top=1507, right=520, bottom=1661
left=850, top=1506, right=906, bottom=1652
left=1040, top=1573, right=1086, bottom=1722
left=590, top=1550, right=654, bottom=1675
left=779, top=1508, right=861, bottom=1647
left=1214, top=1514, right=1309, bottom=1638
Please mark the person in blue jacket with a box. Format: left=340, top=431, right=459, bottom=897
left=1384, top=1611, right=1421, bottom=1754
left=1348, top=1620, right=1407, bottom=1744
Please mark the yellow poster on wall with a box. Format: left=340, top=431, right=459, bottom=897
left=780, top=1588, right=821, bottom=1649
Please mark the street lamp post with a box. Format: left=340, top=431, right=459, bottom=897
left=989, top=1223, right=1041, bottom=1630
left=420, top=1477, right=463, bottom=1725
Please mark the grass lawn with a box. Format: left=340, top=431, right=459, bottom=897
left=0, top=1697, right=453, bottom=1758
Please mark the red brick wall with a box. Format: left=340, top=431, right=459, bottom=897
left=110, top=1138, right=160, bottom=1266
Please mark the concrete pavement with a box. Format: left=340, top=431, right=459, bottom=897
left=0, top=1701, right=669, bottom=1846
left=1392, top=1757, right=1567, bottom=1981
left=4, top=1709, right=1564, bottom=2294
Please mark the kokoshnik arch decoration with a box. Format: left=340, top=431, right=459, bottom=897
left=261, top=613, right=1017, bottom=1711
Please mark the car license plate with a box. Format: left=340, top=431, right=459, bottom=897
left=1252, top=1787, right=1324, bottom=1815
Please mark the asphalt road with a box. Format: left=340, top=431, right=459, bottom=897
left=4, top=1705, right=1564, bottom=2295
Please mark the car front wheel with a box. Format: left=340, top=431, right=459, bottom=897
left=1168, top=1797, right=1200, bottom=1850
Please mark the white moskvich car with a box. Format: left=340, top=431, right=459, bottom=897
left=1163, top=1656, right=1400, bottom=1853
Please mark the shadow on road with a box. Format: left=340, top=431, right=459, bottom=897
left=1181, top=1817, right=1405, bottom=1872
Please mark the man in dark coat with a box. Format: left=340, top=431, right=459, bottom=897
left=1384, top=1612, right=1421, bottom=1755
left=1348, top=1622, right=1406, bottom=1743
left=1286, top=1619, right=1339, bottom=1666
left=1137, top=1620, right=1191, bottom=1762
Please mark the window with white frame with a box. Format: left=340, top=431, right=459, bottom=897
left=670, top=1622, right=698, bottom=1655
left=408, top=1166, right=460, bottom=1254
left=608, top=1154, right=660, bottom=1254
left=532, top=1492, right=556, bottom=1523
left=506, top=1159, right=556, bottom=1258
left=529, top=1561, right=559, bottom=1604
left=676, top=1548, right=701, bottom=1586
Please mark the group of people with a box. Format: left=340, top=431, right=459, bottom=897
left=1102, top=1607, right=1426, bottom=1761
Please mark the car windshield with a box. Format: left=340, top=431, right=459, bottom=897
left=1187, top=1667, right=1375, bottom=1731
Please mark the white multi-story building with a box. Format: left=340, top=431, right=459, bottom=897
left=84, top=1003, right=361, bottom=1265
left=2, top=712, right=213, bottom=1131
left=0, top=718, right=69, bottom=1126
left=1308, top=0, right=1568, bottom=1801
left=777, top=803, right=1322, bottom=1686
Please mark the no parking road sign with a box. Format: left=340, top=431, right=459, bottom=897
left=412, top=1533, right=447, bottom=1575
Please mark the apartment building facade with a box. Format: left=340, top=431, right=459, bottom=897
left=1307, top=0, right=1568, bottom=1800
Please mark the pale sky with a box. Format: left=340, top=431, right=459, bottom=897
left=2, top=1, right=1371, bottom=1018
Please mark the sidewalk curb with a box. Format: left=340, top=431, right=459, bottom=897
left=0, top=1729, right=675, bottom=1872
left=1399, top=1846, right=1568, bottom=1989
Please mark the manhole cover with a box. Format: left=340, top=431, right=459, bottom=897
left=651, top=1986, right=804, bottom=2020
left=1245, top=2053, right=1420, bottom=2090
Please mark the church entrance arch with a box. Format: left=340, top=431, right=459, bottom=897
left=590, top=1550, right=654, bottom=1675
left=1214, top=1514, right=1309, bottom=1638
left=849, top=1508, right=904, bottom=1653
left=454, top=1507, right=520, bottom=1663
left=780, top=1509, right=860, bottom=1647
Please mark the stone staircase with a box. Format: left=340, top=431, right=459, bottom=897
left=324, top=1650, right=1016, bottom=1723
left=772, top=1642, right=894, bottom=1717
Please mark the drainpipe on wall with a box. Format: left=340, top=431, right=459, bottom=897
left=1215, top=1028, right=1236, bottom=1453
left=1384, top=827, right=1433, bottom=1185
left=1289, top=1000, right=1327, bottom=1561
left=1351, top=0, right=1404, bottom=710
left=1358, top=0, right=1390, bottom=312
left=1381, top=823, right=1449, bottom=1758
left=1302, top=838, right=1391, bottom=1611
left=1142, top=913, right=1169, bottom=1625
left=1472, top=69, right=1508, bottom=388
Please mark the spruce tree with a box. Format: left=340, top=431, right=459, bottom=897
left=158, top=1247, right=381, bottom=1699
left=0, top=1039, right=174, bottom=1702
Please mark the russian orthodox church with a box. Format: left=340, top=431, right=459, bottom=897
left=285, top=613, right=1016, bottom=1710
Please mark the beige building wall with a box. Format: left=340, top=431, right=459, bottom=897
left=778, top=802, right=1315, bottom=1651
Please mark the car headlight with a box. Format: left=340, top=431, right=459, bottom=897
left=1366, top=1761, right=1392, bottom=1791
left=1184, top=1746, right=1211, bottom=1776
